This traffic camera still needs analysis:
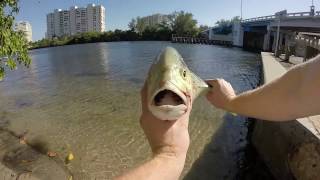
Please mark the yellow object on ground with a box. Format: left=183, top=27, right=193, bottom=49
left=67, top=152, right=74, bottom=161
left=65, top=152, right=74, bottom=164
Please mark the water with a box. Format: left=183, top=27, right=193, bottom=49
left=0, top=42, right=262, bottom=179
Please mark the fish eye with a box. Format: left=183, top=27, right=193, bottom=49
left=182, top=70, right=186, bottom=77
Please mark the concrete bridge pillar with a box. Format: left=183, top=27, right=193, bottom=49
left=272, top=32, right=277, bottom=53
left=284, top=34, right=291, bottom=61
left=232, top=22, right=244, bottom=47
left=284, top=34, right=297, bottom=61
left=263, top=30, right=271, bottom=51
left=280, top=33, right=284, bottom=50
left=275, top=33, right=284, bottom=57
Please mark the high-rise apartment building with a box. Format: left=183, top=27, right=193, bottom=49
left=14, top=21, right=32, bottom=42
left=46, top=4, right=105, bottom=38
left=140, top=14, right=168, bottom=27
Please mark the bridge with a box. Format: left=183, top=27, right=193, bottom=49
left=202, top=6, right=320, bottom=60
left=239, top=7, right=320, bottom=60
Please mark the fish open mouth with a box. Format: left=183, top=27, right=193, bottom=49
left=154, top=89, right=185, bottom=106
left=152, top=83, right=188, bottom=108
left=149, top=82, right=188, bottom=120
left=150, top=87, right=188, bottom=120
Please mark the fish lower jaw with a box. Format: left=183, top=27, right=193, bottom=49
left=149, top=104, right=187, bottom=121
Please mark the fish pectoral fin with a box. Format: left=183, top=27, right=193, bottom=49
left=190, top=71, right=208, bottom=98
left=230, top=112, right=238, bottom=116
left=190, top=71, right=208, bottom=88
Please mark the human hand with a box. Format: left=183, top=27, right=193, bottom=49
left=205, top=79, right=236, bottom=111
left=139, top=83, right=192, bottom=161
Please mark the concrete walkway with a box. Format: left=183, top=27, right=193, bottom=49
left=252, top=52, right=320, bottom=180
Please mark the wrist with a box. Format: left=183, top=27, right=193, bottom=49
left=153, top=145, right=187, bottom=165
left=153, top=152, right=186, bottom=171
left=154, top=150, right=187, bottom=162
left=225, top=96, right=237, bottom=113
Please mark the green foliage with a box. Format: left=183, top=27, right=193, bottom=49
left=214, top=16, right=241, bottom=35
left=0, top=0, right=31, bottom=80
left=171, top=11, right=198, bottom=36
left=128, top=11, right=200, bottom=38
left=31, top=27, right=175, bottom=49
left=215, top=16, right=241, bottom=27
left=128, top=18, right=136, bottom=31
left=197, top=25, right=210, bottom=38
left=199, top=25, right=209, bottom=32
left=136, top=17, right=147, bottom=34
left=31, top=30, right=138, bottom=49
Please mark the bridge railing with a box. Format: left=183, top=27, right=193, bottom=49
left=242, top=11, right=318, bottom=23
left=241, top=15, right=275, bottom=23
left=286, top=12, right=312, bottom=18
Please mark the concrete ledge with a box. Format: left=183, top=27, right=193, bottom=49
left=252, top=52, right=320, bottom=180
left=260, top=52, right=287, bottom=83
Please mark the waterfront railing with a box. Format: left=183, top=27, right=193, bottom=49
left=241, top=11, right=320, bottom=23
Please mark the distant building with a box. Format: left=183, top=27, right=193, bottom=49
left=14, top=21, right=32, bottom=42
left=46, top=4, right=105, bottom=38
left=140, top=14, right=169, bottom=27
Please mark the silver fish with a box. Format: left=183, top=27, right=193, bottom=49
left=146, top=47, right=208, bottom=120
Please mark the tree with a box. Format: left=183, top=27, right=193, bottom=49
left=136, top=17, right=146, bottom=34
left=0, top=0, right=31, bottom=80
left=199, top=25, right=209, bottom=32
left=197, top=25, right=210, bottom=38
left=159, top=20, right=169, bottom=28
left=214, top=16, right=241, bottom=35
left=171, top=11, right=198, bottom=36
left=166, top=11, right=178, bottom=30
left=128, top=18, right=136, bottom=31
left=215, top=16, right=241, bottom=27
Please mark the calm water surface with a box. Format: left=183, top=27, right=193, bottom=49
left=0, top=42, right=261, bottom=179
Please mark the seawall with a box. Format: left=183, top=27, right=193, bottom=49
left=252, top=52, right=320, bottom=180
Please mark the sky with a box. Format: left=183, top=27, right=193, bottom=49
left=15, top=0, right=319, bottom=41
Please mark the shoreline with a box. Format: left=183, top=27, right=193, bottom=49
left=29, top=40, right=171, bottom=50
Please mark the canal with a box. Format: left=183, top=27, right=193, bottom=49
left=0, top=41, right=265, bottom=179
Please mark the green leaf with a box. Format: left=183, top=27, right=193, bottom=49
left=0, top=0, right=31, bottom=79
left=0, top=67, right=4, bottom=81
left=6, top=58, right=16, bottom=70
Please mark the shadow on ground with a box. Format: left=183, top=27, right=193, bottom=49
left=184, top=114, right=275, bottom=180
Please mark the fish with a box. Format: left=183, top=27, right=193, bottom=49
left=146, top=47, right=209, bottom=121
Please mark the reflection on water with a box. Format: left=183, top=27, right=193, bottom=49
left=0, top=42, right=262, bottom=179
